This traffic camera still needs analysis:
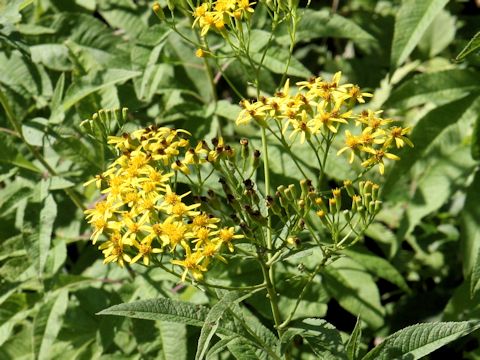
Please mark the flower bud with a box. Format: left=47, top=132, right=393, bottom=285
left=343, top=180, right=355, bottom=197
left=329, top=198, right=337, bottom=214
left=252, top=150, right=261, bottom=170
left=240, top=138, right=249, bottom=159
left=152, top=2, right=166, bottom=20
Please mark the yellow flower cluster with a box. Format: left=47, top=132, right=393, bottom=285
left=84, top=126, right=242, bottom=281
left=236, top=72, right=413, bottom=174
left=193, top=0, right=255, bottom=36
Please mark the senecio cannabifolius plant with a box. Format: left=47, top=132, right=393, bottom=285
left=83, top=0, right=415, bottom=358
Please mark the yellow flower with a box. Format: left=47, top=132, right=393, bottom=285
left=217, top=227, right=243, bottom=252
left=171, top=247, right=207, bottom=282
left=99, top=231, right=132, bottom=267
left=385, top=126, right=413, bottom=148
left=130, top=237, right=162, bottom=266
left=361, top=148, right=400, bottom=175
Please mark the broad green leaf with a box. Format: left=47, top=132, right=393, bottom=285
left=346, top=317, right=362, bottom=360
left=384, top=94, right=480, bottom=195
left=22, top=117, right=49, bottom=147
left=391, top=0, right=449, bottom=69
left=343, top=248, right=410, bottom=292
left=462, top=171, right=480, bottom=279
left=362, top=321, right=480, bottom=360
left=456, top=31, right=480, bottom=62
left=323, top=257, right=385, bottom=329
left=394, top=102, right=478, bottom=238
left=281, top=318, right=346, bottom=360
left=276, top=9, right=374, bottom=44
left=386, top=69, right=480, bottom=109
left=30, top=44, right=71, bottom=72
left=158, top=321, right=187, bottom=360
left=62, top=68, right=141, bottom=112
left=417, top=10, right=455, bottom=58
left=33, top=290, right=69, bottom=360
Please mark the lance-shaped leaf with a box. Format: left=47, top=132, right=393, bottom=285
left=33, top=290, right=69, bottom=360
left=362, top=321, right=480, bottom=360
left=391, top=0, right=449, bottom=69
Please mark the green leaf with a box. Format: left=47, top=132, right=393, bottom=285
left=384, top=94, right=480, bottom=195
left=33, top=290, right=69, bottom=360
left=361, top=321, right=480, bottom=360
left=386, top=69, right=480, bottom=108
left=343, top=248, right=410, bottom=292
left=462, top=171, right=480, bottom=279
left=456, top=32, right=480, bottom=62
left=62, top=68, right=140, bottom=112
left=417, top=10, right=456, bottom=58
left=158, top=322, right=187, bottom=360
left=277, top=9, right=374, bottom=44
left=346, top=317, right=362, bottom=360
left=281, top=318, right=346, bottom=359
left=391, top=0, right=449, bottom=69
left=393, top=101, right=478, bottom=238
left=38, top=194, right=57, bottom=276
left=196, top=291, right=250, bottom=360
left=323, top=257, right=385, bottom=329
left=98, top=297, right=248, bottom=340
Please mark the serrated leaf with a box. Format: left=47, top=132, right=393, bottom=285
left=386, top=69, right=480, bottom=108
left=158, top=321, right=187, bottom=360
left=456, top=32, right=480, bottom=62
left=391, top=0, right=449, bottom=68
left=343, top=248, right=409, bottom=292
left=196, top=291, right=251, bottom=360
left=362, top=321, right=480, bottom=360
left=281, top=318, right=346, bottom=360
left=33, top=290, right=69, bottom=360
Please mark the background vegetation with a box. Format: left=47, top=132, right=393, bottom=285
left=0, top=0, right=479, bottom=358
